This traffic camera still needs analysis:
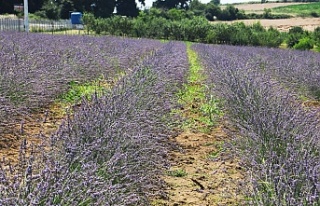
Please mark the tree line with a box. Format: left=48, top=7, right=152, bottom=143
left=0, top=0, right=189, bottom=19
left=80, top=10, right=320, bottom=51
left=1, top=0, right=318, bottom=20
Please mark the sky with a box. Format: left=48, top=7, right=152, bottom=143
left=142, top=0, right=250, bottom=8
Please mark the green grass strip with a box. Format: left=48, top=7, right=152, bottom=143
left=54, top=76, right=113, bottom=114
left=272, top=2, right=320, bottom=17
left=176, top=42, right=222, bottom=132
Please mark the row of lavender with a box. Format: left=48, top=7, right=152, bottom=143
left=0, top=41, right=189, bottom=205
left=212, top=45, right=320, bottom=100
left=193, top=44, right=320, bottom=205
left=0, top=32, right=163, bottom=134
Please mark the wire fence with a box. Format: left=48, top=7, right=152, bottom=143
left=0, top=17, right=84, bottom=34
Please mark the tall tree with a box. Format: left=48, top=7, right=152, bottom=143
left=189, top=0, right=206, bottom=15
left=92, top=0, right=116, bottom=18
left=71, top=0, right=95, bottom=13
left=29, top=0, right=46, bottom=13
left=190, top=0, right=206, bottom=11
left=210, top=0, right=220, bottom=5
left=153, top=0, right=190, bottom=10
left=116, top=0, right=139, bottom=17
left=60, top=0, right=74, bottom=19
left=0, top=0, right=21, bottom=14
left=41, top=0, right=60, bottom=19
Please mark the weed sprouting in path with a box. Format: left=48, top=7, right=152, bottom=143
left=154, top=43, right=245, bottom=206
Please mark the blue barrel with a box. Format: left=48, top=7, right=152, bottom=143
left=71, top=12, right=82, bottom=24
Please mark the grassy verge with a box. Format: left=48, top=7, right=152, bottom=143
left=176, top=42, right=222, bottom=132
left=31, top=28, right=88, bottom=35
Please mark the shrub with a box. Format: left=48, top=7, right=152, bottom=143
left=205, top=3, right=221, bottom=21
left=293, top=37, right=314, bottom=50
left=206, top=30, right=217, bottom=43
left=289, top=26, right=304, bottom=35
left=229, top=23, right=252, bottom=45
left=310, top=11, right=319, bottom=17
left=211, top=23, right=232, bottom=44
left=259, top=27, right=284, bottom=47
left=287, top=33, right=304, bottom=48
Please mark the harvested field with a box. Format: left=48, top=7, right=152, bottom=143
left=217, top=17, right=320, bottom=32
left=219, top=2, right=318, bottom=32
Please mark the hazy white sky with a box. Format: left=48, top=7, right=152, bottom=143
left=142, top=0, right=249, bottom=8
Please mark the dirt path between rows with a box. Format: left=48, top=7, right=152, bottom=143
left=154, top=125, right=245, bottom=206
left=0, top=103, right=65, bottom=164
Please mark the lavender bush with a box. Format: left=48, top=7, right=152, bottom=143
left=193, top=43, right=320, bottom=205
left=0, top=31, right=163, bottom=136
left=0, top=41, right=189, bottom=205
left=194, top=44, right=320, bottom=100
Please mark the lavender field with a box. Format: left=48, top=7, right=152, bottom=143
left=0, top=31, right=320, bottom=205
left=0, top=32, right=189, bottom=205
left=194, top=44, right=320, bottom=205
left=0, top=32, right=163, bottom=137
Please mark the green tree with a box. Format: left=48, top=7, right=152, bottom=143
left=183, top=16, right=210, bottom=41
left=167, top=8, right=186, bottom=20
left=92, top=0, right=115, bottom=18
left=71, top=0, right=145, bottom=18
left=82, top=12, right=95, bottom=32
left=287, top=26, right=306, bottom=48
left=190, top=0, right=206, bottom=11
left=212, top=23, right=232, bottom=44
left=205, top=3, right=221, bottom=20
left=229, top=22, right=251, bottom=45
left=210, top=0, right=220, bottom=5
left=153, top=0, right=190, bottom=9
left=0, top=0, right=21, bottom=14
left=220, top=5, right=238, bottom=20
left=42, top=0, right=60, bottom=20
left=60, top=0, right=74, bottom=19
left=116, top=0, right=139, bottom=17
left=133, top=15, right=148, bottom=37
left=29, top=0, right=46, bottom=13
left=260, top=27, right=284, bottom=47
left=147, top=8, right=167, bottom=18
left=293, top=37, right=314, bottom=50
left=189, top=0, right=206, bottom=16
left=313, top=26, right=320, bottom=42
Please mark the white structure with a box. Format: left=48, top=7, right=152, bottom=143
left=24, top=0, right=29, bottom=32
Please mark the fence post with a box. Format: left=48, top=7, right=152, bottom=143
left=18, top=17, right=21, bottom=32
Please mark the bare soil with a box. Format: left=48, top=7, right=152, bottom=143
left=219, top=2, right=319, bottom=32
left=0, top=101, right=246, bottom=206
left=154, top=126, right=245, bottom=206
left=0, top=104, right=65, bottom=163
left=222, top=17, right=320, bottom=32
